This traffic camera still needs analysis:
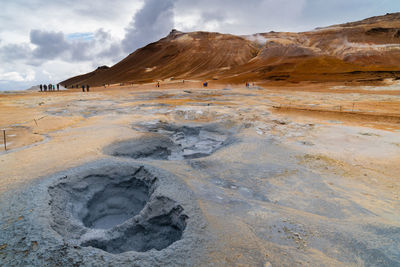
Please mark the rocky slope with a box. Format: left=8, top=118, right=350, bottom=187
left=61, top=13, right=400, bottom=87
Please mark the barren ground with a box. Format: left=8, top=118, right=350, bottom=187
left=0, top=81, right=399, bottom=266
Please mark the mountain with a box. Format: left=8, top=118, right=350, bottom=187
left=62, top=66, right=110, bottom=88
left=61, top=13, right=400, bottom=87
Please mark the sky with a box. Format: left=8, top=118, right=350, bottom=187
left=0, top=0, right=399, bottom=90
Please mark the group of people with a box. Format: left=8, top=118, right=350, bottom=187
left=39, top=84, right=60, bottom=92
left=81, top=84, right=90, bottom=92
left=245, top=82, right=255, bottom=88
left=69, top=84, right=90, bottom=92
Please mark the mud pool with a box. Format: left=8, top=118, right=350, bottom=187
left=105, top=121, right=235, bottom=160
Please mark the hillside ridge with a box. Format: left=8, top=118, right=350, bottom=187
left=61, top=12, right=400, bottom=87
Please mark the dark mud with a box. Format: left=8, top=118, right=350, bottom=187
left=105, top=121, right=236, bottom=160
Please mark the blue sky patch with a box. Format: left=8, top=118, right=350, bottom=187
left=66, top=32, right=94, bottom=41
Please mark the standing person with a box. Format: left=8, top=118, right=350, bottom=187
left=48, top=84, right=52, bottom=92
left=86, top=84, right=90, bottom=92
left=39, top=84, right=42, bottom=92
left=81, top=85, right=85, bottom=92
left=57, top=84, right=59, bottom=90
left=44, top=84, right=47, bottom=91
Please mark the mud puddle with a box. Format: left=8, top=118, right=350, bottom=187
left=105, top=121, right=236, bottom=160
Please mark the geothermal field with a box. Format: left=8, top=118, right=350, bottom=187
left=0, top=81, right=399, bottom=266
left=1, top=12, right=400, bottom=267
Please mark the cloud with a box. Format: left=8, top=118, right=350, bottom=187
left=173, top=0, right=307, bottom=34
left=0, top=72, right=26, bottom=82
left=0, top=69, right=35, bottom=82
left=1, top=28, right=124, bottom=65
left=0, top=43, right=31, bottom=61
left=122, top=0, right=176, bottom=53
left=30, top=30, right=69, bottom=59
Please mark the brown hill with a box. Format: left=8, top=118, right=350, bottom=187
left=61, top=13, right=400, bottom=87
left=62, top=66, right=109, bottom=88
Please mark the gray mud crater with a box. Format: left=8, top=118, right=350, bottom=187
left=0, top=160, right=207, bottom=266
left=48, top=166, right=187, bottom=254
left=105, top=121, right=236, bottom=160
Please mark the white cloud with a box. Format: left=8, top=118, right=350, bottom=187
left=0, top=69, right=35, bottom=82
left=0, top=72, right=26, bottom=82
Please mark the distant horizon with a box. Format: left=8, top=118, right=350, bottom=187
left=1, top=0, right=399, bottom=90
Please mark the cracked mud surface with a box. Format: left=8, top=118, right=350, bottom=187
left=0, top=83, right=399, bottom=266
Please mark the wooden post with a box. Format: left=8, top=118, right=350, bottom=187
left=3, top=130, right=6, bottom=151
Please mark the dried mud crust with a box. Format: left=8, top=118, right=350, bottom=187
left=48, top=165, right=187, bottom=254
left=105, top=121, right=236, bottom=160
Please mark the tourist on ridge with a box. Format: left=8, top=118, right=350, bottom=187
left=48, top=84, right=52, bottom=92
left=81, top=85, right=85, bottom=92
left=44, top=84, right=47, bottom=91
left=86, top=85, right=90, bottom=92
left=39, top=84, right=42, bottom=92
left=57, top=84, right=59, bottom=90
